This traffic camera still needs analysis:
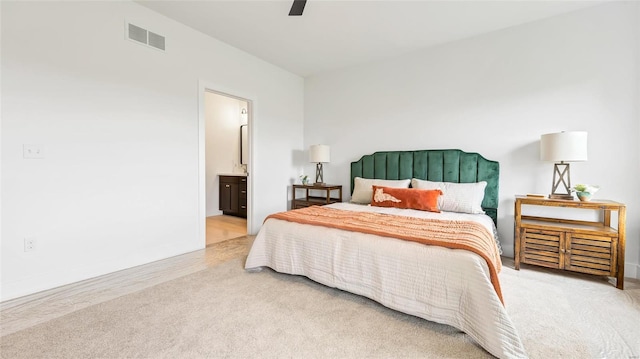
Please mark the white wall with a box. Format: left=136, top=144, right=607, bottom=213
left=1, top=1, right=303, bottom=301
left=204, top=92, right=247, bottom=217
left=304, top=2, right=640, bottom=277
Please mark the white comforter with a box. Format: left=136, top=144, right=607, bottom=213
left=245, top=203, right=526, bottom=358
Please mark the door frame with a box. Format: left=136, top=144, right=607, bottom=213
left=198, top=80, right=255, bottom=246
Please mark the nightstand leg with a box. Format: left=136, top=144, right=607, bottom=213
left=617, top=206, right=626, bottom=290
left=616, top=273, right=624, bottom=290
left=514, top=200, right=521, bottom=270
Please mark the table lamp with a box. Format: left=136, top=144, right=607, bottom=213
left=309, top=144, right=330, bottom=185
left=540, top=131, right=588, bottom=199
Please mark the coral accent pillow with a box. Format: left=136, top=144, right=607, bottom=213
left=370, top=186, right=442, bottom=212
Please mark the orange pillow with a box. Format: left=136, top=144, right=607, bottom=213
left=370, top=186, right=442, bottom=212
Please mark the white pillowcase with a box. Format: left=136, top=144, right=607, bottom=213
left=351, top=177, right=411, bottom=204
left=411, top=178, right=486, bottom=214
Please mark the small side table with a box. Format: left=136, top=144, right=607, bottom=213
left=292, top=184, right=342, bottom=209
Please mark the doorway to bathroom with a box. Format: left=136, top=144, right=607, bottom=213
left=202, top=89, right=250, bottom=246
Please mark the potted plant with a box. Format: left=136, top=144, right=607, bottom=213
left=572, top=184, right=599, bottom=201
left=300, top=175, right=309, bottom=186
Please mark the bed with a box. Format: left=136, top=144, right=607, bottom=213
left=245, top=149, right=526, bottom=358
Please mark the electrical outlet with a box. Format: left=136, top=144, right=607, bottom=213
left=24, top=237, right=36, bottom=252
left=23, top=144, right=44, bottom=159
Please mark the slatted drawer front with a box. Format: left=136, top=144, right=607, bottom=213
left=567, top=233, right=616, bottom=276
left=522, top=229, right=562, bottom=269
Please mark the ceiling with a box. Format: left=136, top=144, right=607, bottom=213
left=137, top=0, right=604, bottom=77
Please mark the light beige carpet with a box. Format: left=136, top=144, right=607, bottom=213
left=1, top=258, right=639, bottom=358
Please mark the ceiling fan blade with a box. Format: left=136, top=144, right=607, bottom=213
left=288, top=0, right=307, bottom=16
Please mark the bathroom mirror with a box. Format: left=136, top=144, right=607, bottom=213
left=240, top=124, right=248, bottom=165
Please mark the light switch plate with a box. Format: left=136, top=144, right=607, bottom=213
left=23, top=144, right=44, bottom=159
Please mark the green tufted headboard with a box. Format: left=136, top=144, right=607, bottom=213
left=350, top=149, right=500, bottom=226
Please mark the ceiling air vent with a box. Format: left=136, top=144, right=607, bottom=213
left=127, top=22, right=165, bottom=51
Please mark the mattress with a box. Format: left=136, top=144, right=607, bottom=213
left=245, top=203, right=526, bottom=358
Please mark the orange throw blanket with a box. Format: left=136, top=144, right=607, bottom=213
left=266, top=206, right=504, bottom=304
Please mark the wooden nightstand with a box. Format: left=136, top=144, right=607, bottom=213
left=514, top=195, right=626, bottom=289
left=292, top=184, right=342, bottom=209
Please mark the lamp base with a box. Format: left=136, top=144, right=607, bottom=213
left=315, top=162, right=324, bottom=184
left=549, top=162, right=574, bottom=201
left=314, top=182, right=326, bottom=186
left=549, top=194, right=574, bottom=200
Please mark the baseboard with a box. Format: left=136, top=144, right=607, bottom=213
left=625, top=262, right=640, bottom=280
left=206, top=209, right=223, bottom=217
left=1, top=242, right=202, bottom=302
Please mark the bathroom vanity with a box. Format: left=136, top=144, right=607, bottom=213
left=219, top=174, right=247, bottom=218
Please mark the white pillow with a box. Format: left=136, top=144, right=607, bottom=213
left=351, top=177, right=411, bottom=204
left=411, top=178, right=486, bottom=214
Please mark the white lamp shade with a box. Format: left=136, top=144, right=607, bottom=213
left=309, top=144, right=330, bottom=163
left=540, top=131, right=588, bottom=162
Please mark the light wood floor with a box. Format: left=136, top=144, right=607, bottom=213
left=0, top=236, right=253, bottom=337
left=207, top=215, right=247, bottom=246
